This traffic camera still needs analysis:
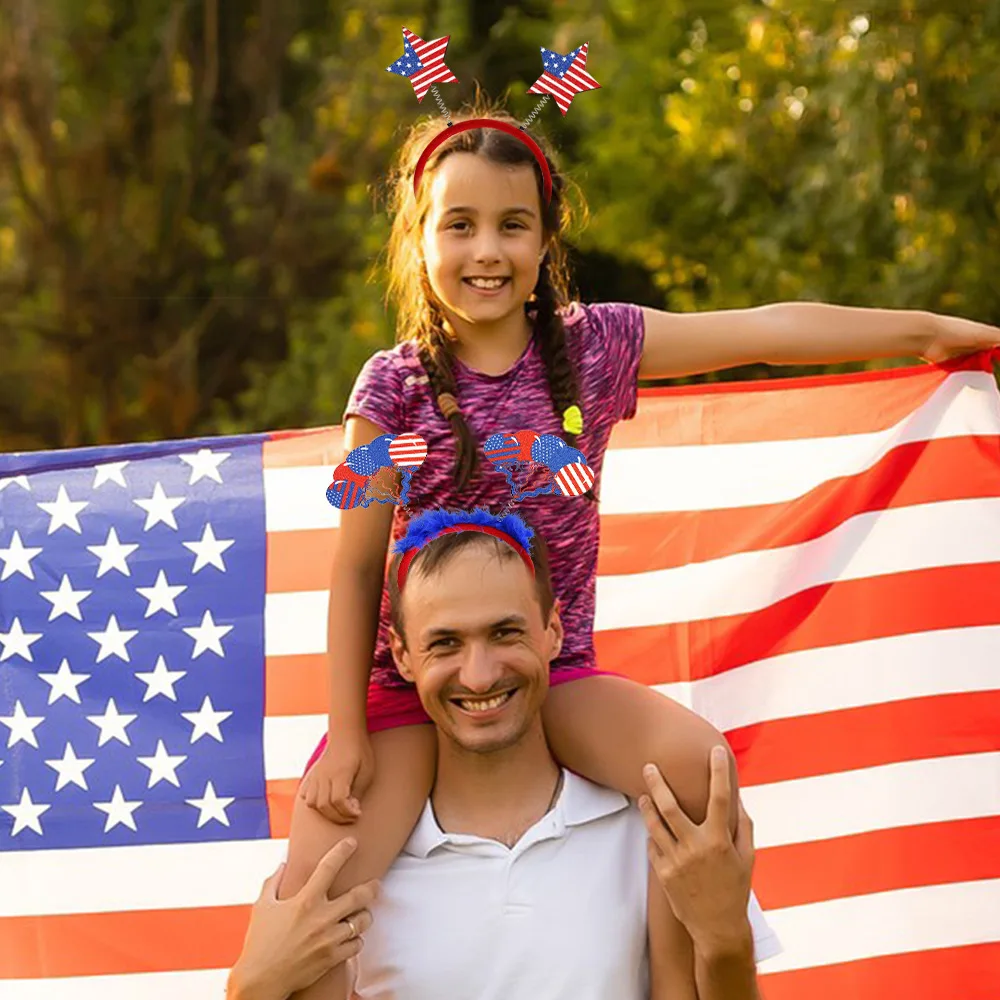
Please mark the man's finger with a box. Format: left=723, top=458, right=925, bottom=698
left=736, top=798, right=755, bottom=860
left=638, top=794, right=678, bottom=859
left=303, top=838, right=358, bottom=901
left=707, top=745, right=732, bottom=832
left=642, top=764, right=696, bottom=840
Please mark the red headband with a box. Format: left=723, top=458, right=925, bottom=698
left=396, top=523, right=536, bottom=593
left=413, top=118, right=553, bottom=206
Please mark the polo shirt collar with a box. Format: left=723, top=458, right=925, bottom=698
left=402, top=768, right=631, bottom=858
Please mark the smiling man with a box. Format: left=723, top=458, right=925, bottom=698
left=335, top=506, right=781, bottom=999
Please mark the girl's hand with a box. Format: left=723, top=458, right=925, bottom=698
left=299, top=730, right=376, bottom=824
left=921, top=312, right=1000, bottom=364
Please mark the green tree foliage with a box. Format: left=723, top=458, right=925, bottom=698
left=1, top=0, right=998, bottom=449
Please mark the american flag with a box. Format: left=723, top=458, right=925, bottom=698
left=527, top=42, right=601, bottom=116
left=2, top=355, right=1000, bottom=997
left=385, top=28, right=458, bottom=104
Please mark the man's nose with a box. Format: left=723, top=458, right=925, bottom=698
left=456, top=641, right=503, bottom=694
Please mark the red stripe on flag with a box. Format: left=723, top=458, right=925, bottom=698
left=0, top=906, right=249, bottom=978
left=265, top=653, right=327, bottom=716
left=730, top=690, right=1000, bottom=787
left=754, top=817, right=1000, bottom=909
left=758, top=942, right=1000, bottom=1000
left=597, top=562, right=1000, bottom=684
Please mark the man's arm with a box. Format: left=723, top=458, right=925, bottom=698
left=641, top=747, right=762, bottom=1000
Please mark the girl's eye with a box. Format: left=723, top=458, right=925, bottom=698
left=449, top=221, right=525, bottom=231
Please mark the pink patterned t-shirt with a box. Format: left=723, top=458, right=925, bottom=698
left=343, top=301, right=646, bottom=688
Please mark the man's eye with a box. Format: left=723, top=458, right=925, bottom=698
left=430, top=638, right=456, bottom=649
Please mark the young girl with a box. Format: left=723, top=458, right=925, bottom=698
left=280, top=95, right=999, bottom=999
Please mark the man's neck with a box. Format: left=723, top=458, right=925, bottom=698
left=430, top=722, right=562, bottom=848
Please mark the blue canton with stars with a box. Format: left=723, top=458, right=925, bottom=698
left=540, top=45, right=584, bottom=77
left=386, top=37, right=424, bottom=78
left=0, top=434, right=268, bottom=851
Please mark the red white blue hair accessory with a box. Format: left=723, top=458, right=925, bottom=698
left=326, top=432, right=428, bottom=510
left=394, top=507, right=536, bottom=592
left=386, top=27, right=601, bottom=207
left=483, top=429, right=595, bottom=501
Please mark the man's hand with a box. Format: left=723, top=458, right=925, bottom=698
left=639, top=746, right=754, bottom=958
left=227, top=839, right=378, bottom=1000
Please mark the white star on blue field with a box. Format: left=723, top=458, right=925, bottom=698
left=540, top=45, right=583, bottom=78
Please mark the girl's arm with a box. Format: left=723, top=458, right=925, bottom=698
left=299, top=416, right=398, bottom=823
left=326, top=415, right=399, bottom=730
left=637, top=302, right=1000, bottom=380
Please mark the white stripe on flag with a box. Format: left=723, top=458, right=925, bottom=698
left=2, top=969, right=230, bottom=1000
left=600, top=371, right=999, bottom=515
left=741, top=751, right=1000, bottom=848
left=653, top=624, right=1000, bottom=731
left=0, top=837, right=288, bottom=917
left=758, top=878, right=1000, bottom=973
left=594, top=497, right=1000, bottom=631
left=264, top=466, right=340, bottom=532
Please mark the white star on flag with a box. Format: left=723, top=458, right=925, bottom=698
left=181, top=695, right=232, bottom=743
left=180, top=448, right=230, bottom=485
left=0, top=530, right=43, bottom=581
left=0, top=699, right=45, bottom=748
left=37, top=658, right=91, bottom=704
left=0, top=617, right=43, bottom=662
left=133, top=482, right=185, bottom=531
left=37, top=484, right=89, bottom=534
left=137, top=739, right=188, bottom=788
left=0, top=475, right=30, bottom=492
left=94, top=785, right=142, bottom=833
left=134, top=655, right=186, bottom=702
left=87, top=614, right=139, bottom=663
left=2, top=787, right=51, bottom=836
left=186, top=781, right=235, bottom=828
left=39, top=574, right=93, bottom=621
left=45, top=742, right=96, bottom=791
left=183, top=609, right=233, bottom=658
left=86, top=526, right=140, bottom=577
left=136, top=569, right=187, bottom=617
left=93, top=461, right=130, bottom=488
left=183, top=523, right=235, bottom=573
left=86, top=698, right=139, bottom=747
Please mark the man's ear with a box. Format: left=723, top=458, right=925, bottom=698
left=387, top=626, right=415, bottom=683
left=547, top=600, right=564, bottom=660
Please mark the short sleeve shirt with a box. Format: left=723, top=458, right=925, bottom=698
left=349, top=769, right=783, bottom=999
left=343, top=302, right=646, bottom=687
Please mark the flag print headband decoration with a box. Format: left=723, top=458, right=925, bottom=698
left=386, top=27, right=601, bottom=206
left=325, top=427, right=596, bottom=513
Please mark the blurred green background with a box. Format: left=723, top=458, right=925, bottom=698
left=1, top=0, right=998, bottom=451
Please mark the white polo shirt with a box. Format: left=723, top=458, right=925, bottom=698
left=351, top=769, right=781, bottom=999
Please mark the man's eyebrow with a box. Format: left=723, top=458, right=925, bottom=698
left=442, top=206, right=536, bottom=217
left=422, top=615, right=529, bottom=641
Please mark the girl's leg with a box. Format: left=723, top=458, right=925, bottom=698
left=280, top=723, right=437, bottom=1000
left=541, top=674, right=738, bottom=831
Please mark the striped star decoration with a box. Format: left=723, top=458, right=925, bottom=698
left=527, top=42, right=601, bottom=116
left=386, top=27, right=458, bottom=103
left=2, top=353, right=1000, bottom=997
